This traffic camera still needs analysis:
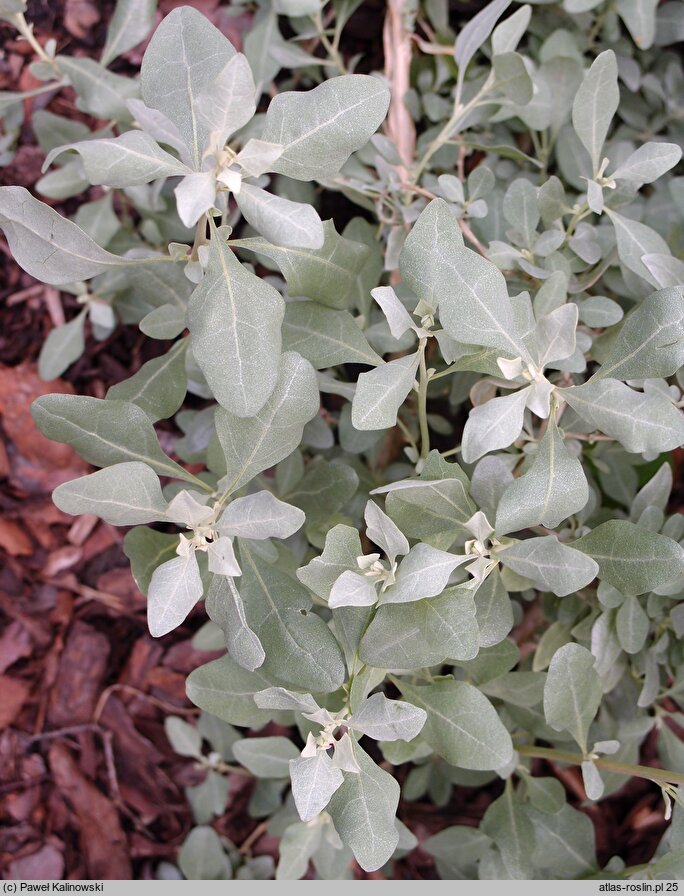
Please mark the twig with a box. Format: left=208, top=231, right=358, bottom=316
left=93, top=683, right=198, bottom=723
left=517, top=744, right=684, bottom=788
left=383, top=0, right=416, bottom=180
left=239, top=820, right=270, bottom=855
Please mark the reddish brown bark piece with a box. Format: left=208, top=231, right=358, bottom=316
left=0, top=620, right=32, bottom=674
left=100, top=695, right=177, bottom=823
left=48, top=742, right=132, bottom=879
left=0, top=363, right=88, bottom=493
left=7, top=843, right=64, bottom=880
left=47, top=621, right=110, bottom=728
left=0, top=519, right=33, bottom=556
left=0, top=676, right=31, bottom=727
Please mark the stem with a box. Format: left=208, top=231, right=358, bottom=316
left=11, top=11, right=58, bottom=68
left=440, top=444, right=461, bottom=458
left=517, top=744, right=684, bottom=788
left=565, top=202, right=591, bottom=239
left=417, top=337, right=431, bottom=460
left=412, top=75, right=494, bottom=184
left=383, top=0, right=416, bottom=184
left=314, top=11, right=346, bottom=74
left=396, top=415, right=418, bottom=455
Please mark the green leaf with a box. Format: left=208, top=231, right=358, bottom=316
left=574, top=519, right=684, bottom=596
left=147, top=552, right=204, bottom=637
left=140, top=7, right=236, bottom=169
left=529, top=804, right=598, bottom=878
left=186, top=654, right=277, bottom=727
left=297, top=524, right=362, bottom=600
left=262, top=75, right=389, bottom=181
left=481, top=788, right=535, bottom=879
left=215, top=351, right=319, bottom=494
left=240, top=544, right=346, bottom=693
left=383, top=544, right=469, bottom=605
left=232, top=222, right=372, bottom=310
left=45, top=132, right=189, bottom=188
left=348, top=693, right=427, bottom=742
left=107, top=340, right=187, bottom=423
left=631, top=463, right=672, bottom=522
left=197, top=53, right=256, bottom=151
left=571, top=50, right=619, bottom=174
left=282, top=302, right=381, bottom=368
left=374, top=470, right=476, bottom=544
left=560, top=380, right=684, bottom=454
left=461, top=389, right=530, bottom=464
left=38, top=310, right=87, bottom=380
left=351, top=353, right=418, bottom=431
left=189, top=226, right=284, bottom=416
left=235, top=184, right=323, bottom=251
left=233, top=736, right=299, bottom=777
left=124, top=526, right=178, bottom=595
left=101, top=0, right=156, bottom=66
left=395, top=678, right=513, bottom=770
left=605, top=208, right=670, bottom=288
left=178, top=826, right=231, bottom=880
left=328, top=570, right=377, bottom=609
left=543, top=643, right=602, bottom=751
left=615, top=0, right=658, bottom=50
left=53, top=462, right=168, bottom=525
left=423, top=825, right=492, bottom=879
left=276, top=822, right=322, bottom=881
left=524, top=776, right=566, bottom=814
left=186, top=771, right=230, bottom=825
left=290, top=752, right=344, bottom=823
left=611, top=142, right=682, bottom=185
left=243, top=10, right=281, bottom=88
left=165, top=715, right=203, bottom=758
left=140, top=303, right=187, bottom=340
left=399, top=197, right=463, bottom=313
left=57, top=56, right=138, bottom=121
left=499, top=537, right=598, bottom=597
left=642, top=254, right=684, bottom=290
left=31, top=394, right=196, bottom=482
left=327, top=746, right=400, bottom=873
left=176, top=172, right=216, bottom=233
left=218, top=492, right=304, bottom=540
left=496, top=419, right=589, bottom=535
left=474, top=567, right=513, bottom=648
left=0, top=187, right=129, bottom=285
left=616, top=593, right=649, bottom=654
left=284, top=458, right=358, bottom=523
left=403, top=201, right=529, bottom=359
left=491, top=4, right=531, bottom=55
left=365, top=500, right=409, bottom=564
left=205, top=575, right=265, bottom=672
left=359, top=587, right=479, bottom=668
left=592, top=287, right=684, bottom=381
left=73, top=194, right=120, bottom=248
left=454, top=0, right=511, bottom=74
left=493, top=52, right=533, bottom=104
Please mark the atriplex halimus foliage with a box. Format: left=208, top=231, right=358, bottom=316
left=2, top=0, right=684, bottom=880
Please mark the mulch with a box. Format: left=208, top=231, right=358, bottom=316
left=0, top=0, right=676, bottom=881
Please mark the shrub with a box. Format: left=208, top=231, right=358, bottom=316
left=2, top=0, right=684, bottom=879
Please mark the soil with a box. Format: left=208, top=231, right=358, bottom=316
left=0, top=0, right=677, bottom=881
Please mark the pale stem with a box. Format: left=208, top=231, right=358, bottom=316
left=314, top=10, right=347, bottom=74
left=517, top=744, right=684, bottom=788
left=383, top=0, right=416, bottom=183
left=417, top=337, right=431, bottom=459
left=412, top=74, right=495, bottom=184
left=11, top=11, right=57, bottom=67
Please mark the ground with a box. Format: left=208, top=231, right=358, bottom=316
left=0, top=0, right=675, bottom=880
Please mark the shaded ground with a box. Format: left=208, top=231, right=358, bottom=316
left=0, top=0, right=678, bottom=880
